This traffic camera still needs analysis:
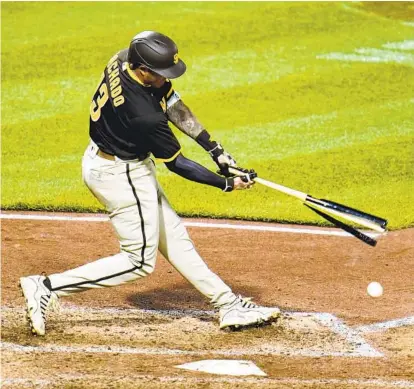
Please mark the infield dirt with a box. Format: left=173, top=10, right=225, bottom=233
left=1, top=212, right=413, bottom=388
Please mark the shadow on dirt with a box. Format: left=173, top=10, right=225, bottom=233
left=126, top=282, right=264, bottom=311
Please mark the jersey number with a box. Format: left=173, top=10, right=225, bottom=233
left=90, top=80, right=109, bottom=122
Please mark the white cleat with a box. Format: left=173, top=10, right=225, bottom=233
left=219, top=296, right=281, bottom=331
left=19, top=275, right=59, bottom=336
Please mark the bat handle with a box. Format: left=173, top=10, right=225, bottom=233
left=254, top=177, right=308, bottom=202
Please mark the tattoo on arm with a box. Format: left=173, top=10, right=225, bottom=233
left=167, top=100, right=205, bottom=139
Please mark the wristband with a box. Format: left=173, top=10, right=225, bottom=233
left=222, top=177, right=234, bottom=192
left=195, top=130, right=218, bottom=153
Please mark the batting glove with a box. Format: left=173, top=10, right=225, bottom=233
left=228, top=166, right=258, bottom=183
left=208, top=143, right=237, bottom=177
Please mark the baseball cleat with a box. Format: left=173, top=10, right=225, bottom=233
left=219, top=296, right=281, bottom=331
left=19, top=275, right=59, bottom=336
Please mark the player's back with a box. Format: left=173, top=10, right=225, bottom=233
left=89, top=49, right=163, bottom=160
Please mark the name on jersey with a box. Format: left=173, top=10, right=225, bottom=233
left=107, top=54, right=125, bottom=107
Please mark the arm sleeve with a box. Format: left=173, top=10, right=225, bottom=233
left=165, top=154, right=233, bottom=191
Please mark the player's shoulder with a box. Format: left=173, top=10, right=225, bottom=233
left=118, top=78, right=159, bottom=119
left=130, top=111, right=167, bottom=133
left=117, top=48, right=129, bottom=63
left=103, top=49, right=127, bottom=70
left=118, top=86, right=155, bottom=118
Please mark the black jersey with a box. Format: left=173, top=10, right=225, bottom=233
left=89, top=49, right=181, bottom=161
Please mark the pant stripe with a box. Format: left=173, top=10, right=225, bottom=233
left=51, top=164, right=147, bottom=292
left=126, top=163, right=147, bottom=261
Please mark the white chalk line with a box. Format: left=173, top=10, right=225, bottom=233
left=2, top=376, right=414, bottom=388
left=314, top=313, right=382, bottom=357
left=2, top=305, right=384, bottom=358
left=2, top=340, right=372, bottom=358
left=356, top=316, right=414, bottom=334
left=1, top=304, right=217, bottom=319
left=0, top=212, right=381, bottom=238
left=5, top=305, right=412, bottom=335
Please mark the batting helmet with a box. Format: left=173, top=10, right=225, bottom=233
left=128, top=31, right=186, bottom=79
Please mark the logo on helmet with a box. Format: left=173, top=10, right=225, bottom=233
left=173, top=53, right=179, bottom=65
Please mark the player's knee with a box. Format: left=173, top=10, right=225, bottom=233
left=124, top=249, right=157, bottom=275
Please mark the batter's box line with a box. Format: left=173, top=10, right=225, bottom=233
left=56, top=305, right=383, bottom=357
left=312, top=313, right=383, bottom=357
left=2, top=305, right=382, bottom=358
left=0, top=339, right=380, bottom=359
left=356, top=316, right=414, bottom=334
left=3, top=376, right=414, bottom=389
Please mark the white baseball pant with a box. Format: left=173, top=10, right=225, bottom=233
left=48, top=141, right=238, bottom=309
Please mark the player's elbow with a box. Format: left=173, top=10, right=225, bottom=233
left=165, top=153, right=184, bottom=173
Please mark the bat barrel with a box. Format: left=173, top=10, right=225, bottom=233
left=312, top=198, right=387, bottom=229
left=305, top=198, right=386, bottom=233
left=305, top=204, right=378, bottom=247
left=252, top=174, right=388, bottom=237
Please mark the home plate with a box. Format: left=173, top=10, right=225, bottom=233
left=175, top=359, right=267, bottom=376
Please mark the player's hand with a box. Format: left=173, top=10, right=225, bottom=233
left=222, top=169, right=257, bottom=192
left=231, top=168, right=257, bottom=190
left=229, top=166, right=257, bottom=189
left=233, top=176, right=255, bottom=190
left=209, top=143, right=237, bottom=177
left=228, top=166, right=257, bottom=180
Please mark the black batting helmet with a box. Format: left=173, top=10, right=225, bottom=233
left=127, top=31, right=186, bottom=79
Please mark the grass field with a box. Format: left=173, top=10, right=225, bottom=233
left=2, top=2, right=414, bottom=229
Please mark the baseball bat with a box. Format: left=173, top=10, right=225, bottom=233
left=228, top=168, right=387, bottom=234
left=253, top=176, right=387, bottom=233
left=304, top=204, right=378, bottom=246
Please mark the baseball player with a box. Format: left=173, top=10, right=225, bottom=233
left=20, top=31, right=280, bottom=336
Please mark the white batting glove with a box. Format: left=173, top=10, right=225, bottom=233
left=209, top=143, right=237, bottom=177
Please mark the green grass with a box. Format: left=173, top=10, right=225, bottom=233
left=2, top=2, right=414, bottom=229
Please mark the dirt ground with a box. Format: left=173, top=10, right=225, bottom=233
left=1, top=212, right=413, bottom=388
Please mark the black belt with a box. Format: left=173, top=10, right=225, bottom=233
left=97, top=148, right=149, bottom=162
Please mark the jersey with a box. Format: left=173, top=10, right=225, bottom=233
left=89, top=49, right=182, bottom=161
